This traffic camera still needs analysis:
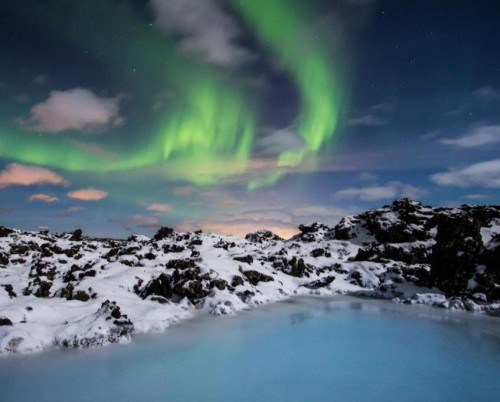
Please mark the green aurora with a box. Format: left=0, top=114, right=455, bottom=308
left=0, top=0, right=341, bottom=188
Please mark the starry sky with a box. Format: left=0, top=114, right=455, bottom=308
left=1, top=0, right=499, bottom=238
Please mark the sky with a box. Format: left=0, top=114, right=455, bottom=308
left=0, top=0, right=499, bottom=239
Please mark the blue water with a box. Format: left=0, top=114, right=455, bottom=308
left=1, top=297, right=500, bottom=402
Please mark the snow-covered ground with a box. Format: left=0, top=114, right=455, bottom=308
left=1, top=199, right=499, bottom=356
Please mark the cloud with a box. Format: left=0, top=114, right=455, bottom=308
left=439, top=125, right=500, bottom=148
left=348, top=114, right=386, bottom=127
left=28, top=193, right=59, bottom=203
left=150, top=0, right=252, bottom=67
left=256, top=129, right=306, bottom=156
left=67, top=188, right=108, bottom=201
left=333, top=182, right=427, bottom=201
left=147, top=203, right=171, bottom=213
left=0, top=163, right=67, bottom=188
left=430, top=159, right=500, bottom=188
left=23, top=88, right=123, bottom=133
left=473, top=86, right=500, bottom=101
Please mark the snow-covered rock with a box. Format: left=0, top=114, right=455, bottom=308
left=1, top=199, right=500, bottom=356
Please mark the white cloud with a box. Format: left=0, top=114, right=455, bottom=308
left=147, top=203, right=171, bottom=213
left=440, top=125, right=500, bottom=148
left=256, top=129, right=305, bottom=155
left=67, top=188, right=108, bottom=201
left=0, top=163, right=67, bottom=188
left=431, top=159, right=500, bottom=188
left=28, top=193, right=59, bottom=203
left=150, top=0, right=252, bottom=67
left=333, top=182, right=427, bottom=201
left=348, top=114, right=386, bottom=127
left=24, top=88, right=123, bottom=133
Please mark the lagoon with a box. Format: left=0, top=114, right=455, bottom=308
left=1, top=297, right=499, bottom=402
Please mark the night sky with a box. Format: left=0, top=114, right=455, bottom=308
left=1, top=0, right=499, bottom=238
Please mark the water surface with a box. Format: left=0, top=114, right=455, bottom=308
left=1, top=297, right=499, bottom=402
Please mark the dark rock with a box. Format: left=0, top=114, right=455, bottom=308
left=140, top=273, right=172, bottom=300
left=0, top=252, right=9, bottom=266
left=70, top=228, right=83, bottom=241
left=430, top=214, right=482, bottom=294
left=214, top=240, right=236, bottom=250
left=237, top=290, right=255, bottom=303
left=210, top=279, right=228, bottom=291
left=245, top=230, right=283, bottom=243
left=73, top=290, right=91, bottom=302
left=58, top=283, right=74, bottom=300
left=163, top=244, right=185, bottom=253
left=303, top=276, right=336, bottom=289
left=79, top=270, right=96, bottom=279
left=143, top=252, right=156, bottom=260
left=231, top=275, right=245, bottom=287
left=153, top=227, right=175, bottom=241
left=242, top=270, right=274, bottom=286
left=0, top=317, right=13, bottom=326
left=355, top=245, right=429, bottom=265
left=34, top=281, right=52, bottom=298
left=2, top=284, right=17, bottom=298
left=173, top=280, right=207, bottom=300
left=189, top=239, right=203, bottom=246
left=284, top=257, right=310, bottom=277
left=0, top=226, right=14, bottom=237
left=166, top=259, right=196, bottom=270
left=234, top=255, right=254, bottom=264
left=298, top=223, right=329, bottom=234
left=64, top=246, right=81, bottom=258
left=98, top=301, right=134, bottom=337
left=311, top=248, right=331, bottom=258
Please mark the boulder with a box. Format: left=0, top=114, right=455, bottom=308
left=153, top=227, right=175, bottom=241
left=0, top=317, right=13, bottom=326
left=242, top=270, right=274, bottom=286
left=70, top=228, right=83, bottom=241
left=140, top=273, right=172, bottom=300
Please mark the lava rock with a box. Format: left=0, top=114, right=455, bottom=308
left=242, top=270, right=274, bottom=286
left=140, top=273, right=172, bottom=300
left=153, top=227, right=175, bottom=241
left=0, top=226, right=14, bottom=237
left=303, top=276, right=336, bottom=289
left=245, top=230, right=283, bottom=243
left=70, top=228, right=83, bottom=241
left=0, top=317, right=13, bottom=326
left=233, top=255, right=254, bottom=264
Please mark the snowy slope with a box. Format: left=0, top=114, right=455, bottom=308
left=1, top=199, right=499, bottom=355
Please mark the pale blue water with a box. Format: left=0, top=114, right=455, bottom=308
left=1, top=297, right=500, bottom=402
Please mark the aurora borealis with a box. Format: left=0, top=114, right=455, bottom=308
left=1, top=0, right=499, bottom=238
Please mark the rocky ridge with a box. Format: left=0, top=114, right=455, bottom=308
left=1, top=198, right=499, bottom=355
